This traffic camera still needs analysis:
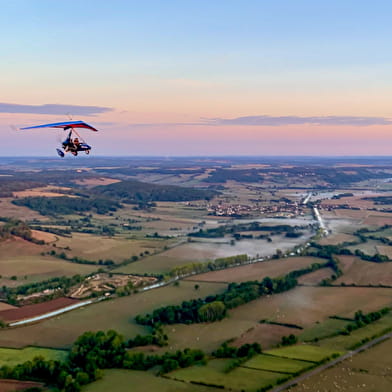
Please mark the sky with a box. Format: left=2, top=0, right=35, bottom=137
left=1, top=0, right=392, bottom=156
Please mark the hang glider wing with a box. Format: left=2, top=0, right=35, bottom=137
left=20, top=120, right=99, bottom=132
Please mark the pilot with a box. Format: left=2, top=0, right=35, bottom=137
left=73, top=138, right=81, bottom=150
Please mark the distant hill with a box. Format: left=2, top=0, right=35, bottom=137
left=94, top=180, right=217, bottom=204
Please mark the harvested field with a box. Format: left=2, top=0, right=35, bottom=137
left=231, top=323, right=299, bottom=350
left=363, top=214, right=392, bottom=226
left=74, top=177, right=121, bottom=187
left=322, top=195, right=376, bottom=209
left=0, top=198, right=44, bottom=220
left=0, top=281, right=226, bottom=349
left=0, top=303, right=16, bottom=312
left=12, top=187, right=75, bottom=198
left=377, top=245, right=392, bottom=258
left=335, top=256, right=392, bottom=286
left=332, top=209, right=368, bottom=220
left=0, top=297, right=79, bottom=323
left=84, top=369, right=213, bottom=392
left=288, top=336, right=392, bottom=392
left=0, top=379, right=44, bottom=392
left=0, top=238, right=98, bottom=282
left=318, top=233, right=356, bottom=245
left=31, top=229, right=57, bottom=243
left=297, top=268, right=335, bottom=285
left=162, top=286, right=392, bottom=353
left=185, top=257, right=326, bottom=283
left=55, top=233, right=166, bottom=263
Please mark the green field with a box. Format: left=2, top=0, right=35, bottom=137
left=169, top=359, right=288, bottom=391
left=288, top=334, right=392, bottom=392
left=0, top=281, right=227, bottom=349
left=243, top=354, right=313, bottom=374
left=0, top=346, right=67, bottom=366
left=319, top=313, right=392, bottom=351
left=298, top=318, right=348, bottom=342
left=265, top=344, right=341, bottom=362
left=83, top=369, right=213, bottom=392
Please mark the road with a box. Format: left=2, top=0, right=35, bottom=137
left=313, top=206, right=329, bottom=236
left=270, top=331, right=392, bottom=392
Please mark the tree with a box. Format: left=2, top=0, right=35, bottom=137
left=198, top=301, right=226, bottom=322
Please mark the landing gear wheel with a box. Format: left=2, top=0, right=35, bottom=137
left=85, top=150, right=90, bottom=155
left=56, top=148, right=65, bottom=158
left=72, top=151, right=78, bottom=156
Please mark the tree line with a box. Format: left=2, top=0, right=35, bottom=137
left=13, top=196, right=121, bottom=216
left=189, top=222, right=306, bottom=239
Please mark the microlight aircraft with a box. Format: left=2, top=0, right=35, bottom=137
left=20, top=120, right=99, bottom=157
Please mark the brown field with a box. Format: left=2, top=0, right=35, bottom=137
left=322, top=195, right=377, bottom=209
left=297, top=267, right=335, bottom=285
left=31, top=229, right=57, bottom=243
left=332, top=209, right=369, bottom=220
left=330, top=209, right=392, bottom=227
left=0, top=379, right=44, bottom=392
left=12, top=186, right=76, bottom=198
left=0, top=281, right=226, bottom=349
left=73, top=177, right=121, bottom=187
left=335, top=256, right=392, bottom=286
left=231, top=323, right=298, bottom=349
left=185, top=257, right=325, bottom=283
left=377, top=245, right=392, bottom=258
left=318, top=233, right=356, bottom=245
left=288, top=336, right=392, bottom=392
left=0, top=303, right=16, bottom=312
left=363, top=214, right=392, bottom=226
left=0, top=238, right=98, bottom=282
left=0, top=198, right=44, bottom=220
left=161, top=286, right=392, bottom=353
left=0, top=297, right=79, bottom=323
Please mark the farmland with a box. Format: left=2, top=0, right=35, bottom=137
left=265, top=344, right=341, bottom=362
left=287, top=335, right=392, bottom=392
left=2, top=157, right=392, bottom=391
left=0, top=238, right=98, bottom=284
left=185, top=257, right=326, bottom=283
left=335, top=256, right=392, bottom=286
left=84, top=369, right=213, bottom=392
left=160, top=286, right=392, bottom=353
left=0, top=281, right=226, bottom=348
left=244, top=354, right=313, bottom=373
left=319, top=313, right=392, bottom=351
left=168, top=359, right=287, bottom=391
left=0, top=346, right=67, bottom=367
